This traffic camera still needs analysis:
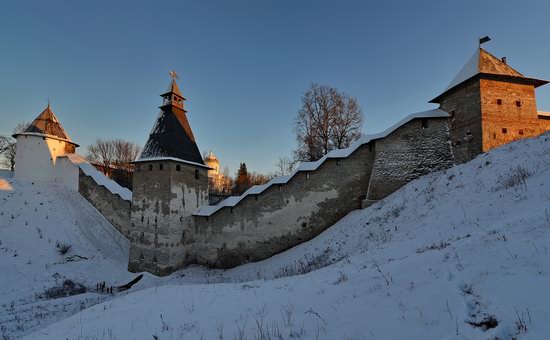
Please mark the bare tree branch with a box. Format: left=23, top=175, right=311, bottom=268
left=293, top=84, right=363, bottom=162
left=0, top=122, right=30, bottom=170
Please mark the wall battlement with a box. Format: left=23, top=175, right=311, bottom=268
left=129, top=110, right=454, bottom=274
left=125, top=46, right=550, bottom=276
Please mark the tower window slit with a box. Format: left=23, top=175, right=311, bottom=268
left=497, top=99, right=502, bottom=105
left=516, top=101, right=521, bottom=108
left=195, top=169, right=199, bottom=179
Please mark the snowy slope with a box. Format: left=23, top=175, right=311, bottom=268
left=20, top=132, right=550, bottom=340
left=0, top=176, right=132, bottom=338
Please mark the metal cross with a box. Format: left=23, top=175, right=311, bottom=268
left=169, top=70, right=179, bottom=80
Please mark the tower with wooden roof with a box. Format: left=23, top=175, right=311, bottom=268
left=129, top=73, right=210, bottom=276
left=13, top=104, right=79, bottom=182
left=431, top=45, right=550, bottom=163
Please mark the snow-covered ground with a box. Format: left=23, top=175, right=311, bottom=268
left=1, top=133, right=549, bottom=339
left=0, top=174, right=132, bottom=338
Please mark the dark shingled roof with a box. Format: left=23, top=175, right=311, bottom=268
left=137, top=79, right=204, bottom=165
left=16, top=105, right=76, bottom=144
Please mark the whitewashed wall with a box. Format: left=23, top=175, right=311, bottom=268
left=14, top=135, right=79, bottom=190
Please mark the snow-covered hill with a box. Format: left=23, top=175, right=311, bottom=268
left=0, top=175, right=132, bottom=338
left=1, top=133, right=549, bottom=339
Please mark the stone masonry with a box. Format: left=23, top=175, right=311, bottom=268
left=364, top=118, right=453, bottom=205
left=128, top=160, right=209, bottom=276
left=77, top=169, right=131, bottom=237
left=189, top=115, right=453, bottom=269
left=191, top=142, right=374, bottom=268
left=124, top=46, right=550, bottom=276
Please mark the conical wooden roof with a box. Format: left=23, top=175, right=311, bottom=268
left=15, top=105, right=77, bottom=145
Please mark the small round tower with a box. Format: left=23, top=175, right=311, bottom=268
left=13, top=105, right=79, bottom=183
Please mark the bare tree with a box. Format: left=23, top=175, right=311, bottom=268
left=275, top=156, right=297, bottom=176
left=0, top=135, right=11, bottom=170
left=0, top=135, right=9, bottom=155
left=111, top=139, right=141, bottom=170
left=86, top=138, right=140, bottom=189
left=0, top=122, right=30, bottom=170
left=219, top=166, right=234, bottom=195
left=86, top=138, right=140, bottom=171
left=293, top=83, right=363, bottom=162
left=249, top=171, right=273, bottom=185
left=87, top=139, right=114, bottom=168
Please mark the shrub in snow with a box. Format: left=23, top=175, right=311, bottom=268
left=495, top=165, right=531, bottom=191
left=41, top=279, right=87, bottom=300
left=57, top=242, right=72, bottom=255
left=466, top=315, right=499, bottom=331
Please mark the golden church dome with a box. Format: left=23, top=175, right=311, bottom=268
left=204, top=150, right=219, bottom=163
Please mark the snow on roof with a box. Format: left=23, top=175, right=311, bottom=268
left=193, top=108, right=449, bottom=217
left=444, top=49, right=481, bottom=93
left=62, top=154, right=132, bottom=201
left=133, top=156, right=213, bottom=169
left=537, top=111, right=550, bottom=117
left=443, top=48, right=525, bottom=93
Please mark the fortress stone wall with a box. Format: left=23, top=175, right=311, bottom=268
left=190, top=142, right=374, bottom=268
left=169, top=112, right=452, bottom=272
left=122, top=46, right=550, bottom=276
left=78, top=169, right=132, bottom=238
left=364, top=117, right=453, bottom=205
left=438, top=79, right=482, bottom=163
left=16, top=45, right=548, bottom=276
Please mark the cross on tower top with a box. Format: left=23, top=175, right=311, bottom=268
left=169, top=70, right=179, bottom=80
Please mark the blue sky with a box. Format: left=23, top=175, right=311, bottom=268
left=1, top=0, right=549, bottom=174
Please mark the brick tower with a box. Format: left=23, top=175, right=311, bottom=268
left=431, top=46, right=550, bottom=163
left=128, top=73, right=210, bottom=276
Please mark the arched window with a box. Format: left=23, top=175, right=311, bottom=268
left=159, top=164, right=163, bottom=171
left=195, top=169, right=199, bottom=179
left=148, top=164, right=153, bottom=171
left=176, top=164, right=181, bottom=171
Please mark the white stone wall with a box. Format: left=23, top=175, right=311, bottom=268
left=14, top=135, right=79, bottom=190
